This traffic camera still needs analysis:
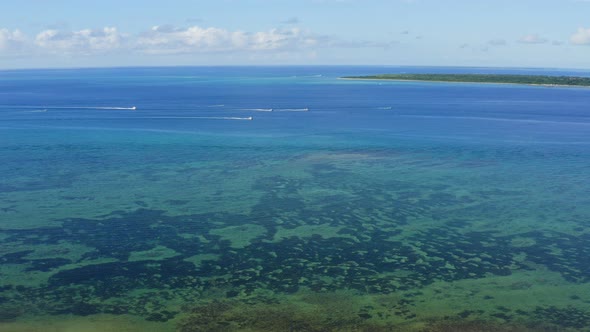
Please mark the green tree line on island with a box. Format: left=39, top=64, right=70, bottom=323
left=342, top=74, right=590, bottom=86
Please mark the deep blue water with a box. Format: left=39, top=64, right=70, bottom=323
left=2, top=66, right=590, bottom=146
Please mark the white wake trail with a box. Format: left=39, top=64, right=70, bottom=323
left=274, top=108, right=309, bottom=112
left=6, top=106, right=137, bottom=110
left=239, top=108, right=273, bottom=112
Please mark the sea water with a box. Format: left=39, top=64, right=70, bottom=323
left=1, top=66, right=590, bottom=331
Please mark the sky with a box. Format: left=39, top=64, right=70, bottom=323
left=0, top=0, right=589, bottom=69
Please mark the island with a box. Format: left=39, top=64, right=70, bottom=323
left=341, top=74, right=590, bottom=87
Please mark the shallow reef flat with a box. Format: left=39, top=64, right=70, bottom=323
left=1, top=136, right=590, bottom=331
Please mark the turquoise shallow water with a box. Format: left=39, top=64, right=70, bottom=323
left=1, top=66, right=590, bottom=331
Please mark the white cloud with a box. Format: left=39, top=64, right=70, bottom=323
left=0, top=29, right=27, bottom=54
left=518, top=34, right=548, bottom=44
left=35, top=27, right=123, bottom=55
left=570, top=27, right=590, bottom=45
left=0, top=24, right=389, bottom=60
left=136, top=25, right=318, bottom=54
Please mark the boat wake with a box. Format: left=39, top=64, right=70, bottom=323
left=240, top=108, right=273, bottom=112
left=94, top=106, right=137, bottom=110
left=377, top=106, right=392, bottom=110
left=24, top=109, right=48, bottom=113
left=274, top=108, right=309, bottom=112
left=8, top=106, right=137, bottom=110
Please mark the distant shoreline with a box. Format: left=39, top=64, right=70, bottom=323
left=340, top=74, right=590, bottom=88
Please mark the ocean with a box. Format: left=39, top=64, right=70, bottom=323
left=1, top=66, right=590, bottom=331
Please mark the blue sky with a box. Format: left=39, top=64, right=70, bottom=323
left=1, top=0, right=589, bottom=69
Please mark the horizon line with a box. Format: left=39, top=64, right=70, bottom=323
left=1, top=64, right=590, bottom=72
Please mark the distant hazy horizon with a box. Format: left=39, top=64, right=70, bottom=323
left=3, top=64, right=590, bottom=73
